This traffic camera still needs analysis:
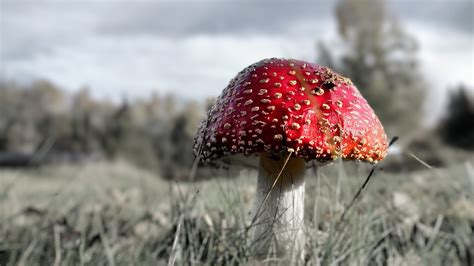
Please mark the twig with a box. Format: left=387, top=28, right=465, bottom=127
left=337, top=166, right=377, bottom=225
left=337, top=136, right=399, bottom=226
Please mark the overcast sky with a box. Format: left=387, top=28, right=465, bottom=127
left=1, top=0, right=473, bottom=123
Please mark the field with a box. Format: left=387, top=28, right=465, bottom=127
left=0, top=159, right=473, bottom=265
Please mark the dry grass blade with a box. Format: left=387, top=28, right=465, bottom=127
left=30, top=136, right=56, bottom=164
left=53, top=225, right=62, bottom=266
left=17, top=238, right=39, bottom=266
left=408, top=151, right=433, bottom=169
left=248, top=151, right=293, bottom=229
left=95, top=214, right=116, bottom=266
left=168, top=215, right=184, bottom=266
left=425, top=215, right=444, bottom=251
left=465, top=161, right=474, bottom=196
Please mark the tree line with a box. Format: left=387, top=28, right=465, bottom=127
left=1, top=78, right=471, bottom=178
left=0, top=80, right=208, bottom=180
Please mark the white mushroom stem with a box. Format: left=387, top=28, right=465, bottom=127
left=250, top=153, right=306, bottom=261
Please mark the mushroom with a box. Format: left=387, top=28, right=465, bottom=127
left=194, top=58, right=388, bottom=260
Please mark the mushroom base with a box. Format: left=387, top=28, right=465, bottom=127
left=250, top=154, right=306, bottom=262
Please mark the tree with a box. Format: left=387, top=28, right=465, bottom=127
left=0, top=80, right=66, bottom=154
left=438, top=85, right=474, bottom=150
left=158, top=101, right=203, bottom=180
left=320, top=0, right=426, bottom=137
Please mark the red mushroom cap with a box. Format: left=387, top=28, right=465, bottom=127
left=194, top=58, right=388, bottom=163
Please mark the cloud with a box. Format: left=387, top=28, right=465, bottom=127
left=390, top=0, right=473, bottom=34
left=3, top=19, right=335, bottom=100
left=96, top=0, right=334, bottom=37
left=408, top=21, right=474, bottom=124
left=1, top=1, right=103, bottom=60
left=2, top=0, right=471, bottom=63
left=1, top=0, right=473, bottom=120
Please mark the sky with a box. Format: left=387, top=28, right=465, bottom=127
left=1, top=0, right=473, bottom=122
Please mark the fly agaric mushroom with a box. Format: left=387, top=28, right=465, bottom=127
left=194, top=58, right=388, bottom=259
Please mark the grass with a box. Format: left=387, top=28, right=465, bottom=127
left=0, top=158, right=473, bottom=265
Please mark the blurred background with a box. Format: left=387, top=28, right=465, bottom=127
left=0, top=0, right=473, bottom=264
left=1, top=0, right=473, bottom=178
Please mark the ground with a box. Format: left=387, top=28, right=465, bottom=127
left=0, top=159, right=473, bottom=265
